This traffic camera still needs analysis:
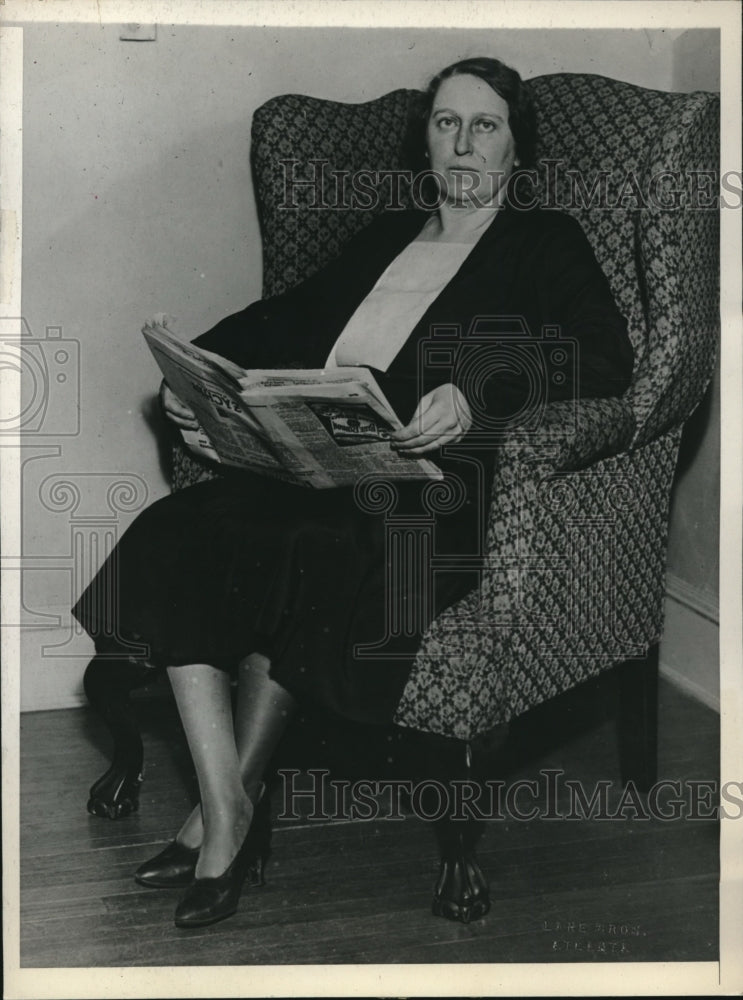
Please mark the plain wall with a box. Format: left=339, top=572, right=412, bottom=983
left=660, top=26, right=721, bottom=708
left=13, top=23, right=720, bottom=709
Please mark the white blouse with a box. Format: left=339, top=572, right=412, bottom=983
left=325, top=206, right=501, bottom=372
left=324, top=239, right=475, bottom=372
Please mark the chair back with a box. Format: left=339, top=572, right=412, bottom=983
left=170, top=73, right=720, bottom=736
left=526, top=74, right=719, bottom=446
left=251, top=74, right=720, bottom=447
left=252, top=89, right=416, bottom=295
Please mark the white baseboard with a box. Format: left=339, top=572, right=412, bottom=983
left=18, top=581, right=721, bottom=714
left=665, top=572, right=719, bottom=625
left=659, top=573, right=719, bottom=713
left=659, top=660, right=720, bottom=713
left=20, top=605, right=96, bottom=712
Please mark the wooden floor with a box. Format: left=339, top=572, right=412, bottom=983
left=19, top=673, right=719, bottom=967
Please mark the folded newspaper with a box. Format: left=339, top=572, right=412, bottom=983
left=142, top=319, right=442, bottom=489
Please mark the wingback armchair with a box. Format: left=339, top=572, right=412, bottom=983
left=84, top=72, right=719, bottom=918
left=170, top=72, right=719, bottom=731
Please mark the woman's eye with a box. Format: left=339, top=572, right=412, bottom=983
left=436, top=116, right=457, bottom=129
left=476, top=119, right=497, bottom=132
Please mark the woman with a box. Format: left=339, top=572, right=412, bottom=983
left=73, top=57, right=634, bottom=928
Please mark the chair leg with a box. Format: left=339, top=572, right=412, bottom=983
left=83, top=655, right=154, bottom=819
left=431, top=809, right=490, bottom=924
left=617, top=644, right=659, bottom=793
left=401, top=725, right=507, bottom=924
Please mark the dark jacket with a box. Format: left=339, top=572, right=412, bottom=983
left=193, top=204, right=634, bottom=431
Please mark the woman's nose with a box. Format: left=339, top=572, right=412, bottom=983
left=454, top=125, right=473, bottom=156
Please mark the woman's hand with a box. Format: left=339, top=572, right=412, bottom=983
left=391, top=382, right=473, bottom=455
left=159, top=380, right=200, bottom=430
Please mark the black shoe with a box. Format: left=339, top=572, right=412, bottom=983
left=134, top=840, right=200, bottom=889
left=135, top=786, right=271, bottom=892
left=174, top=793, right=272, bottom=928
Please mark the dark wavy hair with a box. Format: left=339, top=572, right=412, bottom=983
left=406, top=57, right=537, bottom=174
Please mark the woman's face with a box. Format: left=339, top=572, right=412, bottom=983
left=425, top=73, right=518, bottom=207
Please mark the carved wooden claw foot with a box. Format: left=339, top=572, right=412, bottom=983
left=432, top=838, right=491, bottom=923
left=87, top=763, right=144, bottom=819
left=84, top=655, right=152, bottom=818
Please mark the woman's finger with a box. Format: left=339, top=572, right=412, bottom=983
left=396, top=435, right=449, bottom=455
left=393, top=384, right=473, bottom=444
left=393, top=410, right=451, bottom=447
left=393, top=401, right=450, bottom=443
left=409, top=389, right=436, bottom=426
left=398, top=422, right=470, bottom=454
left=168, top=414, right=201, bottom=430
left=390, top=389, right=441, bottom=441
left=393, top=413, right=466, bottom=452
left=167, top=400, right=198, bottom=420
left=160, top=382, right=200, bottom=428
left=162, top=390, right=193, bottom=416
left=161, top=383, right=195, bottom=416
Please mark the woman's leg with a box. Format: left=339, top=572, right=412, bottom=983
left=167, top=663, right=251, bottom=878
left=234, top=652, right=296, bottom=801
left=170, top=653, right=295, bottom=850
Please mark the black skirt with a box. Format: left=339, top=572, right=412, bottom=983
left=72, top=464, right=485, bottom=726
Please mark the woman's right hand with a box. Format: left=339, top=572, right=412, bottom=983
left=159, top=380, right=200, bottom=430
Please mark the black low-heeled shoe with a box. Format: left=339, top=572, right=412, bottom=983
left=135, top=786, right=271, bottom=892
left=134, top=840, right=200, bottom=889
left=174, top=794, right=272, bottom=928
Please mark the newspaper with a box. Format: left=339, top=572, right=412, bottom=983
left=142, top=320, right=443, bottom=489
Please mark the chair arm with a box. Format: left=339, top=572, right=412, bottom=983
left=493, top=396, right=636, bottom=472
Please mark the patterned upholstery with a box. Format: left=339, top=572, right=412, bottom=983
left=172, top=74, right=720, bottom=741
left=253, top=90, right=417, bottom=293
left=171, top=89, right=417, bottom=491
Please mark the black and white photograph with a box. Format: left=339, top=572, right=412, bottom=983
left=1, top=1, right=740, bottom=996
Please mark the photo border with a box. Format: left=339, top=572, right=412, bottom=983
left=1, top=1, right=740, bottom=996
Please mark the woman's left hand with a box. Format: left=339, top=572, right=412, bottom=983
left=391, top=383, right=473, bottom=455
